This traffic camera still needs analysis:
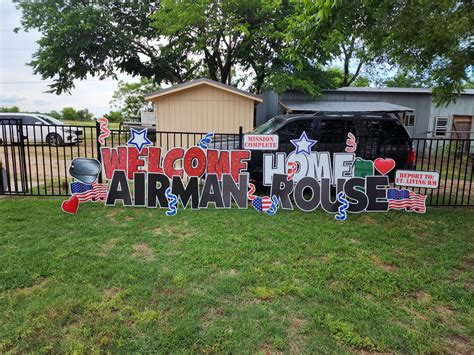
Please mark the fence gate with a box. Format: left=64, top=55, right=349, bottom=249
left=0, top=120, right=29, bottom=194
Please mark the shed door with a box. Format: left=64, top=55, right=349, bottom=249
left=452, top=115, right=473, bottom=152
left=452, top=115, right=473, bottom=139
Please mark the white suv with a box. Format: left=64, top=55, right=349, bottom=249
left=0, top=113, right=83, bottom=146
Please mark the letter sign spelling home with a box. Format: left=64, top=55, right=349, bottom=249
left=243, top=134, right=279, bottom=150
left=62, top=130, right=436, bottom=218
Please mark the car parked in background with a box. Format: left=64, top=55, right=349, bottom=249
left=224, top=111, right=415, bottom=185
left=0, top=113, right=83, bottom=146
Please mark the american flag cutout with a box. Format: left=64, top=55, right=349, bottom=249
left=70, top=181, right=108, bottom=203
left=387, top=188, right=427, bottom=213
left=252, top=196, right=273, bottom=212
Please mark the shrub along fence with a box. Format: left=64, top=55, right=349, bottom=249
left=0, top=120, right=472, bottom=206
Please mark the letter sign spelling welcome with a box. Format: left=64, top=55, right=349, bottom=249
left=61, top=127, right=431, bottom=219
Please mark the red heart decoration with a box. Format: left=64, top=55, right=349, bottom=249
left=374, top=158, right=396, bottom=175
left=61, top=195, right=79, bottom=214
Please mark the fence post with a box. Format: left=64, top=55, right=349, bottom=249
left=95, top=120, right=103, bottom=183
left=0, top=161, right=4, bottom=195
left=238, top=126, right=243, bottom=150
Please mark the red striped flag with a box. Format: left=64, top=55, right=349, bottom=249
left=388, top=188, right=426, bottom=213
left=70, top=182, right=108, bottom=203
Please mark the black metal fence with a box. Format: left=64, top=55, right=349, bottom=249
left=0, top=120, right=472, bottom=206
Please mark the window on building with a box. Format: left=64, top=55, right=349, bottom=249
left=402, top=113, right=415, bottom=127
left=434, top=117, right=449, bottom=137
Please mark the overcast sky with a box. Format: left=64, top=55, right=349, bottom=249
left=0, top=0, right=134, bottom=117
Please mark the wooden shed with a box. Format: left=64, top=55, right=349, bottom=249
left=145, top=78, right=262, bottom=134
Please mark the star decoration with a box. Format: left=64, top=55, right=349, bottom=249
left=290, top=131, right=317, bottom=155
left=127, top=128, right=152, bottom=153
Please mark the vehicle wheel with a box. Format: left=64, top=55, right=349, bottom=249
left=46, top=133, right=63, bottom=147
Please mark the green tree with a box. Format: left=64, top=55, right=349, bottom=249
left=103, top=111, right=124, bottom=123
left=0, top=106, right=20, bottom=113
left=47, top=110, right=62, bottom=120
left=110, top=78, right=160, bottom=120
left=76, top=109, right=94, bottom=121
left=287, top=0, right=474, bottom=105
left=60, top=107, right=77, bottom=121
left=150, top=0, right=293, bottom=92
left=17, top=0, right=292, bottom=94
left=382, top=71, right=426, bottom=88
left=59, top=107, right=94, bottom=121
left=16, top=1, right=194, bottom=94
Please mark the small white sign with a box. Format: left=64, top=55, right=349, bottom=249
left=395, top=170, right=439, bottom=188
left=243, top=134, right=279, bottom=150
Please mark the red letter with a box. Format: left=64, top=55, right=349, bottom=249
left=206, top=149, right=230, bottom=180
left=183, top=147, right=207, bottom=177
left=148, top=147, right=163, bottom=174
left=231, top=150, right=250, bottom=182
left=127, top=147, right=148, bottom=179
left=101, top=147, right=127, bottom=180
left=163, top=148, right=184, bottom=178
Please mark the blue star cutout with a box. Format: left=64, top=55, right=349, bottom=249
left=290, top=131, right=317, bottom=155
left=127, top=128, right=152, bottom=153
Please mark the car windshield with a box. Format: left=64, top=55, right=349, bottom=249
left=37, top=115, right=64, bottom=125
left=252, top=116, right=286, bottom=134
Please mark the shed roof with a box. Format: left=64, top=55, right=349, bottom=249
left=280, top=100, right=414, bottom=113
left=145, top=78, right=263, bottom=102
left=327, top=87, right=474, bottom=95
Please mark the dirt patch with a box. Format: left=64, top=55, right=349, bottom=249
left=437, top=305, right=454, bottom=316
left=220, top=269, right=239, bottom=277
left=13, top=278, right=48, bottom=296
left=349, top=238, right=361, bottom=244
left=410, top=291, right=432, bottom=303
left=288, top=316, right=307, bottom=354
left=328, top=280, right=343, bottom=291
left=107, top=210, right=120, bottom=225
left=165, top=224, right=195, bottom=238
left=371, top=256, right=397, bottom=272
left=97, top=238, right=118, bottom=257
left=463, top=255, right=474, bottom=270
left=445, top=335, right=472, bottom=354
left=403, top=307, right=429, bottom=321
left=464, top=281, right=474, bottom=291
left=131, top=243, right=155, bottom=261
left=200, top=306, right=225, bottom=329
left=154, top=226, right=163, bottom=235
left=103, top=287, right=122, bottom=299
left=259, top=342, right=283, bottom=355
left=358, top=215, right=377, bottom=225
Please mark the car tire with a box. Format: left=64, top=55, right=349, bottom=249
left=46, top=133, right=63, bottom=147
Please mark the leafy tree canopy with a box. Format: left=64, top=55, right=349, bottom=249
left=17, top=0, right=293, bottom=94
left=110, top=78, right=160, bottom=120
left=0, top=106, right=20, bottom=113
left=103, top=111, right=124, bottom=123
left=287, top=0, right=473, bottom=105
left=16, top=0, right=473, bottom=105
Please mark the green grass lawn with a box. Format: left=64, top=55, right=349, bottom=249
left=0, top=198, right=473, bottom=353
